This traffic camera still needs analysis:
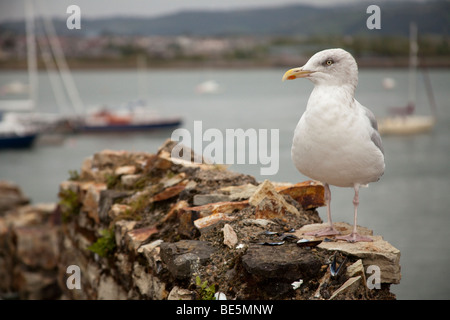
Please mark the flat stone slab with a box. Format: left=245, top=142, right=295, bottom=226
left=295, top=222, right=401, bottom=284
left=242, top=243, right=323, bottom=282
left=296, top=222, right=373, bottom=238
left=241, top=243, right=324, bottom=297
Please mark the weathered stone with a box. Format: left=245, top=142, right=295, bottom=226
left=0, top=180, right=29, bottom=212
left=219, top=183, right=258, bottom=200
left=177, top=210, right=201, bottom=239
left=157, top=145, right=211, bottom=170
left=92, top=149, right=129, bottom=170
left=275, top=180, right=325, bottom=210
left=167, top=286, right=194, bottom=300
left=179, top=200, right=247, bottom=238
left=114, top=220, right=137, bottom=247
left=194, top=168, right=257, bottom=186
left=162, top=200, right=189, bottom=223
left=1, top=204, right=55, bottom=229
left=193, top=194, right=232, bottom=206
left=313, top=270, right=331, bottom=299
left=75, top=210, right=92, bottom=230
left=184, top=200, right=249, bottom=216
left=98, top=189, right=132, bottom=223
left=157, top=138, right=201, bottom=164
left=329, top=276, right=362, bottom=300
left=86, top=261, right=101, bottom=288
left=160, top=240, right=216, bottom=280
left=73, top=228, right=95, bottom=252
left=249, top=180, right=299, bottom=218
left=242, top=243, right=324, bottom=297
left=57, top=237, right=91, bottom=299
left=108, top=203, right=131, bottom=220
left=28, top=203, right=57, bottom=215
left=80, top=182, right=107, bottom=224
left=132, top=262, right=149, bottom=296
left=222, top=224, right=238, bottom=248
left=79, top=156, right=94, bottom=180
left=0, top=255, right=12, bottom=293
left=0, top=200, right=57, bottom=298
left=14, top=268, right=60, bottom=299
left=346, top=259, right=368, bottom=296
left=152, top=183, right=186, bottom=202
left=138, top=240, right=164, bottom=272
left=93, top=150, right=151, bottom=172
left=241, top=218, right=277, bottom=228
left=297, top=222, right=373, bottom=238
left=97, top=274, right=127, bottom=300
left=115, top=165, right=136, bottom=176
left=115, top=253, right=133, bottom=278
left=347, top=259, right=365, bottom=279
left=193, top=212, right=235, bottom=231
left=242, top=243, right=323, bottom=282
left=126, top=187, right=157, bottom=205
left=296, top=222, right=401, bottom=284
left=59, top=180, right=80, bottom=194
left=132, top=262, right=168, bottom=299
left=184, top=180, right=197, bottom=190
left=150, top=154, right=173, bottom=170
left=121, top=174, right=142, bottom=188
left=126, top=225, right=158, bottom=252
left=15, top=225, right=59, bottom=269
left=161, top=172, right=187, bottom=188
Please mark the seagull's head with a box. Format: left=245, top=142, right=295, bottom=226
left=282, top=48, right=358, bottom=89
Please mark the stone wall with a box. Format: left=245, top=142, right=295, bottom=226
left=0, top=181, right=60, bottom=299
left=0, top=140, right=401, bottom=300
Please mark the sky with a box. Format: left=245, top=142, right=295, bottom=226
left=0, top=0, right=372, bottom=22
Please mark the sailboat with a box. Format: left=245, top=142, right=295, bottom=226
left=377, top=23, right=437, bottom=135
left=0, top=113, right=39, bottom=149
left=0, top=0, right=40, bottom=149
left=10, top=2, right=86, bottom=136
left=78, top=55, right=182, bottom=133
left=78, top=101, right=182, bottom=133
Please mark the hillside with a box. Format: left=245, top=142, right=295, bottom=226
left=1, top=0, right=448, bottom=37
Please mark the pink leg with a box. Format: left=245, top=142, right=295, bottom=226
left=336, top=184, right=373, bottom=243
left=304, top=183, right=340, bottom=237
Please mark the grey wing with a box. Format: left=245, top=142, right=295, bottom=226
left=362, top=105, right=384, bottom=155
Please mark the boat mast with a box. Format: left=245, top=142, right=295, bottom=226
left=408, top=22, right=418, bottom=109
left=0, top=0, right=36, bottom=112
left=137, top=54, right=148, bottom=102
left=41, top=14, right=84, bottom=115
left=25, top=0, right=38, bottom=109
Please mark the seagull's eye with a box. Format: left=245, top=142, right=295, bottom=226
left=325, top=59, right=334, bottom=66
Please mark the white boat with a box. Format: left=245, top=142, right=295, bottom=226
left=378, top=115, right=435, bottom=135
left=77, top=55, right=183, bottom=133
left=0, top=113, right=39, bottom=149
left=378, top=23, right=437, bottom=136
left=195, top=80, right=221, bottom=94
left=0, top=0, right=41, bottom=149
left=77, top=102, right=182, bottom=133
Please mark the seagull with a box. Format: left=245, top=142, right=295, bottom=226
left=282, top=48, right=385, bottom=242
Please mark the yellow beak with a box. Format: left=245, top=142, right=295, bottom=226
left=282, top=67, right=314, bottom=81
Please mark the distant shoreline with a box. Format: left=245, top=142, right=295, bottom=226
left=1, top=57, right=449, bottom=71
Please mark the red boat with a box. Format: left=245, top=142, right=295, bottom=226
left=77, top=106, right=182, bottom=133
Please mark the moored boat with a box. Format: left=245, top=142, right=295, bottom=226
left=76, top=106, right=182, bottom=133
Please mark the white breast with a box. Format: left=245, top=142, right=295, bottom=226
left=291, top=86, right=385, bottom=187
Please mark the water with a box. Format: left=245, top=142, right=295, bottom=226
left=1, top=68, right=449, bottom=299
